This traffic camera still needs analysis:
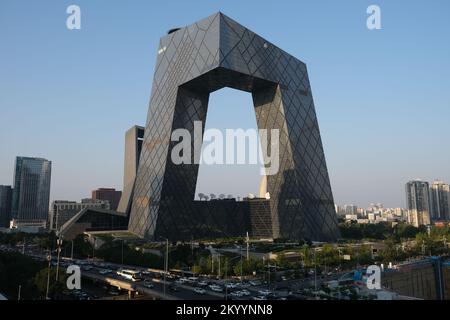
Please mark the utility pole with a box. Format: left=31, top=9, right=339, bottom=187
left=159, top=237, right=169, bottom=299
left=56, top=238, right=63, bottom=281
left=17, top=285, right=21, bottom=301
left=218, top=255, right=221, bottom=278
left=165, top=238, right=169, bottom=299
left=46, top=251, right=51, bottom=300
left=70, top=240, right=74, bottom=260
left=92, top=238, right=95, bottom=261
left=121, top=240, right=124, bottom=265
left=191, top=237, right=195, bottom=272
left=246, top=232, right=249, bottom=261
left=314, top=249, right=317, bottom=299
left=240, top=246, right=243, bottom=281
left=225, top=258, right=228, bottom=300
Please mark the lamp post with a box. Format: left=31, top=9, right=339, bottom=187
left=240, top=246, right=243, bottom=281
left=46, top=251, right=51, bottom=300
left=314, top=249, right=317, bottom=299
left=121, top=240, right=124, bottom=265
left=159, top=237, right=169, bottom=299
left=56, top=238, right=63, bottom=281
left=225, top=255, right=241, bottom=300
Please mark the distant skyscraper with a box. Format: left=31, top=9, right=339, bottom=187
left=344, top=204, right=358, bottom=215
left=405, top=180, right=431, bottom=227
left=0, top=185, right=13, bottom=228
left=429, top=180, right=450, bottom=221
left=11, top=157, right=52, bottom=223
left=92, top=188, right=122, bottom=211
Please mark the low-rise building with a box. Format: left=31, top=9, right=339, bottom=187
left=49, top=199, right=110, bottom=232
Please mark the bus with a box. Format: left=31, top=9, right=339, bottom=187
left=116, top=269, right=143, bottom=282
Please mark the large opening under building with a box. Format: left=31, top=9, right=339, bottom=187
left=194, top=87, right=265, bottom=201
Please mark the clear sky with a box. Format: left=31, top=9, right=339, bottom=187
left=1, top=0, right=449, bottom=208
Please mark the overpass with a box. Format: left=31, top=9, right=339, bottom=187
left=82, top=271, right=179, bottom=300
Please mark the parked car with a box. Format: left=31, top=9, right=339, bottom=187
left=194, top=287, right=206, bottom=295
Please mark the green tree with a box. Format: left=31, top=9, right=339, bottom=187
left=34, top=267, right=68, bottom=299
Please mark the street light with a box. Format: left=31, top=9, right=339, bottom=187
left=56, top=237, right=63, bottom=281
left=121, top=239, right=124, bottom=265
left=46, top=251, right=51, bottom=300
left=159, top=237, right=169, bottom=300
left=224, top=255, right=241, bottom=300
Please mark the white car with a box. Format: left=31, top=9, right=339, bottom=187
left=230, top=291, right=243, bottom=298
left=198, top=281, right=208, bottom=286
left=209, top=285, right=223, bottom=292
left=258, top=289, right=272, bottom=296
left=240, top=289, right=251, bottom=296
left=194, top=288, right=206, bottom=295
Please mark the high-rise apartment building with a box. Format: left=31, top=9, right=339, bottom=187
left=11, top=157, right=52, bottom=224
left=0, top=185, right=13, bottom=228
left=429, top=180, right=450, bottom=222
left=405, top=180, right=431, bottom=227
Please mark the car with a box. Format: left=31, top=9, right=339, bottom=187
left=238, top=282, right=251, bottom=288
left=230, top=291, right=243, bottom=298
left=194, top=288, right=206, bottom=295
left=249, top=280, right=262, bottom=286
left=225, top=282, right=239, bottom=289
left=198, top=280, right=208, bottom=286
left=209, top=285, right=223, bottom=292
left=99, top=269, right=111, bottom=275
left=252, top=295, right=267, bottom=300
left=144, top=283, right=154, bottom=289
left=240, top=289, right=251, bottom=296
left=108, top=288, right=121, bottom=296
left=258, top=289, right=272, bottom=296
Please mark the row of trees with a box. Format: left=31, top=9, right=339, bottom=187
left=338, top=221, right=425, bottom=241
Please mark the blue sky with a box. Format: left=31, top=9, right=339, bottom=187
left=0, top=0, right=449, bottom=208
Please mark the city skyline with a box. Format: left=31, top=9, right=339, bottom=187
left=1, top=1, right=450, bottom=208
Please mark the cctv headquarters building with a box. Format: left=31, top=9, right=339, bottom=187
left=110, top=13, right=340, bottom=242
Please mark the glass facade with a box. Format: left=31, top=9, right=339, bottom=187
left=128, top=13, right=340, bottom=241
left=11, top=157, right=51, bottom=222
left=0, top=185, right=12, bottom=228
